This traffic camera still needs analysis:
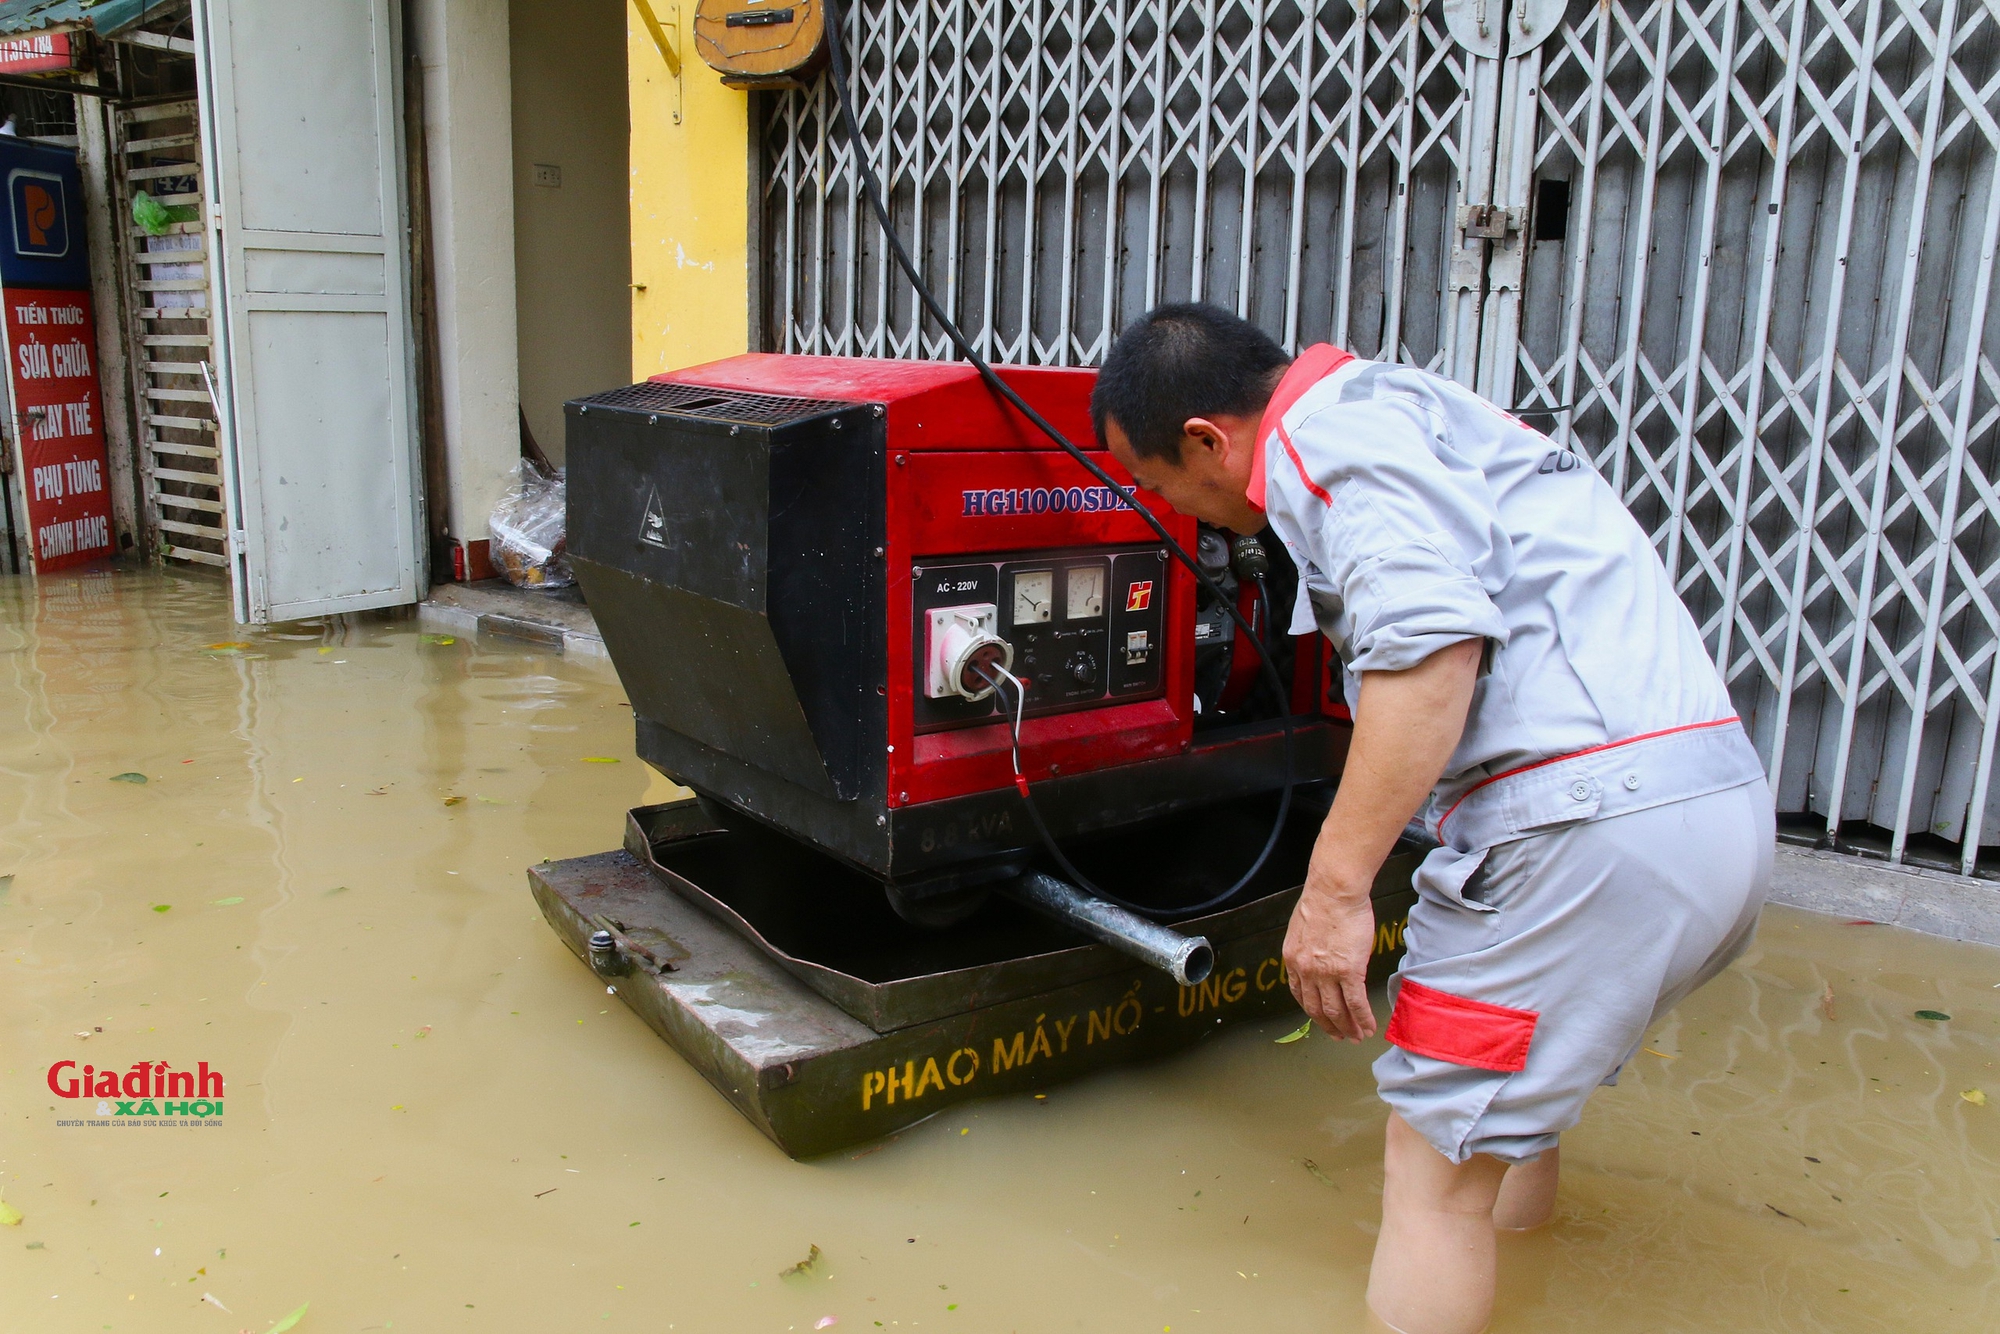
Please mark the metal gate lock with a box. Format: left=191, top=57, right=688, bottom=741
left=1458, top=204, right=1520, bottom=240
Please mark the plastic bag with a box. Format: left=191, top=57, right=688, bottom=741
left=488, top=459, right=573, bottom=589
left=131, top=190, right=199, bottom=237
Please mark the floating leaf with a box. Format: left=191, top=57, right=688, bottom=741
left=211, top=896, right=245, bottom=906
left=268, top=1301, right=309, bottom=1332
left=420, top=634, right=456, bottom=646
left=205, top=642, right=252, bottom=652
left=151, top=904, right=172, bottom=914
left=1302, top=1158, right=1337, bottom=1189
left=1963, top=1088, right=1987, bottom=1106
left=202, top=1292, right=231, bottom=1313
left=0, top=874, right=12, bottom=899
left=1274, top=1020, right=1313, bottom=1044
left=581, top=757, right=621, bottom=764
left=324, top=885, right=349, bottom=896
left=110, top=772, right=148, bottom=785
left=442, top=796, right=465, bottom=807
left=780, top=1243, right=823, bottom=1278
left=0, top=1197, right=19, bottom=1226
left=1916, top=1009, right=1952, bottom=1022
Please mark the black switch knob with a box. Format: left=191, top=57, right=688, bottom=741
left=1068, top=651, right=1099, bottom=687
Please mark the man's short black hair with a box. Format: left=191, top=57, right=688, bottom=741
left=1091, top=303, right=1291, bottom=462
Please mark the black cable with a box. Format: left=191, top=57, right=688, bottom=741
left=823, top=0, right=1295, bottom=917
left=976, top=665, right=1265, bottom=917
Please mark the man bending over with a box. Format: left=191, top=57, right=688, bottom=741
left=1092, top=304, right=1772, bottom=1334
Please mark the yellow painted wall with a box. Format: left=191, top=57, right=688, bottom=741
left=628, top=5, right=752, bottom=378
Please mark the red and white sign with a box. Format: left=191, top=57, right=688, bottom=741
left=0, top=31, right=76, bottom=76
left=9, top=288, right=111, bottom=570
left=1125, top=580, right=1154, bottom=612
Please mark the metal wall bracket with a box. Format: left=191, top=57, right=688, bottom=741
left=630, top=0, right=685, bottom=125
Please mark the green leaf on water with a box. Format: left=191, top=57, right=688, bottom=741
left=1916, top=1009, right=1952, bottom=1021
left=151, top=904, right=172, bottom=913
left=1275, top=1020, right=1313, bottom=1044
left=420, top=634, right=456, bottom=646
left=581, top=757, right=621, bottom=764
left=211, top=896, right=245, bottom=906
left=0, top=1196, right=20, bottom=1226
left=110, top=772, right=148, bottom=784
left=268, top=1301, right=309, bottom=1332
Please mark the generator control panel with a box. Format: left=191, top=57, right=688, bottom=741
left=912, top=545, right=1168, bottom=733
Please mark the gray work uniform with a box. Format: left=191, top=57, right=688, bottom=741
left=1254, top=349, right=1771, bottom=1164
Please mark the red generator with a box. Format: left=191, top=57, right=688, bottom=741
left=566, top=355, right=1351, bottom=921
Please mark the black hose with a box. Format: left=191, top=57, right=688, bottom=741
left=822, top=0, right=1297, bottom=917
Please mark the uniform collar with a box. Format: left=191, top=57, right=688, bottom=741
left=1246, top=343, right=1355, bottom=513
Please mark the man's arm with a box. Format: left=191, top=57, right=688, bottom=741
left=1283, top=637, right=1483, bottom=1040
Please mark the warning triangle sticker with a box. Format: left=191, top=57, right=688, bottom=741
left=638, top=486, right=668, bottom=548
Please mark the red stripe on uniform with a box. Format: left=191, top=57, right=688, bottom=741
left=1385, top=979, right=1539, bottom=1073
left=1276, top=423, right=1336, bottom=507
left=1246, top=344, right=1354, bottom=513
left=1433, top=716, right=1743, bottom=839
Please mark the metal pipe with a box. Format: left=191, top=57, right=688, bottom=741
left=1001, top=872, right=1214, bottom=986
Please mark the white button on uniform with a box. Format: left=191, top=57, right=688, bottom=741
left=1569, top=780, right=1592, bottom=802
left=1623, top=773, right=1642, bottom=791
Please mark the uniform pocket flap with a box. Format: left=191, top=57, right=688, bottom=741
left=1385, top=979, right=1539, bottom=1072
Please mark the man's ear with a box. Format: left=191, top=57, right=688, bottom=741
left=1181, top=416, right=1231, bottom=468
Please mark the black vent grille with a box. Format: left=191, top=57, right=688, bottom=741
left=579, top=380, right=855, bottom=426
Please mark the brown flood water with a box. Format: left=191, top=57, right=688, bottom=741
left=4, top=567, right=2000, bottom=1333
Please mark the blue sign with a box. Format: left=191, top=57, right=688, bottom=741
left=0, top=138, right=89, bottom=291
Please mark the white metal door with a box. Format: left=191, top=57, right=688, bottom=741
left=191, top=0, right=424, bottom=623
left=1498, top=0, right=2000, bottom=870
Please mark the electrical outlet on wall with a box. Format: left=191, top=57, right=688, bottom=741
left=532, top=163, right=562, bottom=189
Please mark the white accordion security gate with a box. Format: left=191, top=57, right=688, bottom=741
left=760, top=0, right=2000, bottom=875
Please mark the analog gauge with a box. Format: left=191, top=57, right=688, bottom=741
left=1012, top=569, right=1054, bottom=625
left=1066, top=565, right=1105, bottom=619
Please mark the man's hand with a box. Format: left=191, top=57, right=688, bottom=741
left=1284, top=877, right=1379, bottom=1040
left=1284, top=637, right=1485, bottom=1040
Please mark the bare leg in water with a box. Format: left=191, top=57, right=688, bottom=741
left=1363, top=1116, right=1560, bottom=1333
left=1493, top=1144, right=1559, bottom=1231
left=1365, top=1113, right=1507, bottom=1334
